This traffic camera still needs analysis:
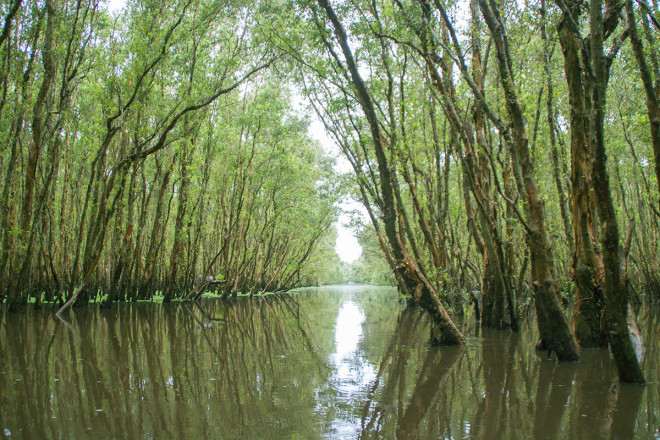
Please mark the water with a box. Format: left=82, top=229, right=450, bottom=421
left=0, top=284, right=658, bottom=439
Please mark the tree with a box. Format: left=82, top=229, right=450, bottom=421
left=553, top=0, right=645, bottom=382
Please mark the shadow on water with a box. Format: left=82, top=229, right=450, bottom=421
left=0, top=284, right=657, bottom=439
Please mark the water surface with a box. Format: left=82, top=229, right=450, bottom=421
left=0, top=284, right=658, bottom=439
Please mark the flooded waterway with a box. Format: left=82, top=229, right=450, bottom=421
left=0, top=284, right=659, bottom=439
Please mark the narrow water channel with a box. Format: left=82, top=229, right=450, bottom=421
left=0, top=284, right=658, bottom=439
left=323, top=300, right=376, bottom=438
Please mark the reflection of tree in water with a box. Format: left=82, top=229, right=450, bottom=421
left=355, top=305, right=650, bottom=440
left=0, top=293, right=656, bottom=439
left=358, top=306, right=464, bottom=439
left=0, top=295, right=328, bottom=439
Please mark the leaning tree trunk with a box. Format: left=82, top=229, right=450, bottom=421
left=318, top=0, right=464, bottom=345
left=469, top=0, right=516, bottom=330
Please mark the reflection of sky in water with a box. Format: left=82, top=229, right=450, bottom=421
left=320, top=300, right=377, bottom=439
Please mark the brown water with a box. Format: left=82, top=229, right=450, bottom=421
left=0, top=284, right=658, bottom=439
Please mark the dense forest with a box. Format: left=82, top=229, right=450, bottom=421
left=1, top=0, right=659, bottom=383
left=0, top=0, right=351, bottom=314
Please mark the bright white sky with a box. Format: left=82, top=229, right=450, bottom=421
left=307, top=120, right=363, bottom=264
left=108, top=0, right=124, bottom=13
left=107, top=0, right=123, bottom=13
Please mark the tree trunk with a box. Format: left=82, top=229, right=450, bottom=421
left=469, top=0, right=516, bottom=330
left=626, top=0, right=660, bottom=213
left=163, top=155, right=190, bottom=303
left=5, top=0, right=56, bottom=311
left=318, top=0, right=464, bottom=345
left=541, top=0, right=574, bottom=251
left=478, top=0, right=578, bottom=360
left=590, top=0, right=646, bottom=384
left=556, top=3, right=608, bottom=348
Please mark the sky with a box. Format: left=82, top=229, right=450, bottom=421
left=104, top=0, right=363, bottom=264
left=306, top=121, right=364, bottom=265
left=108, top=0, right=124, bottom=13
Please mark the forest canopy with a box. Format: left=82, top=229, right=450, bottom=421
left=0, top=0, right=347, bottom=312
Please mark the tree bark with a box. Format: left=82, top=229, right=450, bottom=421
left=317, top=0, right=465, bottom=345
left=478, top=0, right=578, bottom=360
left=590, top=0, right=646, bottom=384
left=556, top=0, right=609, bottom=348
left=541, top=0, right=574, bottom=252
left=5, top=0, right=56, bottom=311
left=470, top=0, right=515, bottom=331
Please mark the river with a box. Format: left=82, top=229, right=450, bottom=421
left=0, top=284, right=658, bottom=439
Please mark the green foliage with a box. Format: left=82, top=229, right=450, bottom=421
left=0, top=0, right=345, bottom=307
